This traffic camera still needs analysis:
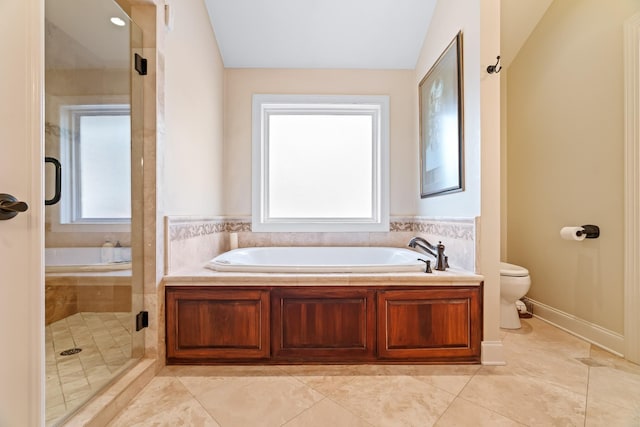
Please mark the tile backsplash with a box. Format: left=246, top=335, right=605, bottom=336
left=165, top=216, right=476, bottom=274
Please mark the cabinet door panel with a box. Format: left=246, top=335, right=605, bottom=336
left=166, top=288, right=269, bottom=361
left=272, top=288, right=376, bottom=361
left=378, top=288, right=481, bottom=361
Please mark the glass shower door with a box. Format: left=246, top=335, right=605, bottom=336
left=44, top=0, right=144, bottom=424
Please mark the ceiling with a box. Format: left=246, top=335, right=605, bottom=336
left=45, top=0, right=132, bottom=69
left=203, top=0, right=438, bottom=69
left=204, top=0, right=553, bottom=70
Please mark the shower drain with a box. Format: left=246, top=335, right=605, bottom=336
left=60, top=348, right=82, bottom=356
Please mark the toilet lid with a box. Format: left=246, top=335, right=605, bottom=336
left=500, top=262, right=529, bottom=277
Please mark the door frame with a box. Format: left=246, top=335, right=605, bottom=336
left=624, top=13, right=640, bottom=364
left=0, top=0, right=44, bottom=424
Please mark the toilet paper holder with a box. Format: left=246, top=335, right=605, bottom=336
left=578, top=224, right=600, bottom=239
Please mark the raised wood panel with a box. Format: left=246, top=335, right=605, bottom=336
left=272, top=288, right=376, bottom=361
left=377, top=288, right=482, bottom=361
left=165, top=284, right=482, bottom=364
left=166, top=288, right=269, bottom=361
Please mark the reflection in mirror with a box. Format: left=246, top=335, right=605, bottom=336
left=44, top=0, right=143, bottom=424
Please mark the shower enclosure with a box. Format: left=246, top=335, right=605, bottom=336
left=44, top=0, right=144, bottom=424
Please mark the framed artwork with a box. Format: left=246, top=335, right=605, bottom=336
left=419, top=31, right=464, bottom=198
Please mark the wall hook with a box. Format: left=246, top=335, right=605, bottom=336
left=487, top=56, right=502, bottom=74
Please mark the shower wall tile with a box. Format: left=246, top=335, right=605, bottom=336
left=45, top=277, right=132, bottom=325
left=45, top=282, right=78, bottom=325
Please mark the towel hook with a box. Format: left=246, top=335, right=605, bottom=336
left=487, top=56, right=502, bottom=74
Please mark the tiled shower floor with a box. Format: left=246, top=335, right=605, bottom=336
left=45, top=312, right=132, bottom=426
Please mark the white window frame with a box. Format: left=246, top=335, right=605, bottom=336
left=49, top=95, right=131, bottom=232
left=252, top=94, right=389, bottom=232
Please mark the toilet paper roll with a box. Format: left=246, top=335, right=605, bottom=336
left=560, top=227, right=586, bottom=241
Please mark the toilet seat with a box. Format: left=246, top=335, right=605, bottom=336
left=500, top=262, right=529, bottom=277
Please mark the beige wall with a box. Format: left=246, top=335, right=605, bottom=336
left=223, top=68, right=417, bottom=216
left=414, top=0, right=481, bottom=218
left=506, top=0, right=640, bottom=334
left=164, top=0, right=225, bottom=215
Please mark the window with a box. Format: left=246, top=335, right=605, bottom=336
left=252, top=95, right=389, bottom=232
left=59, top=104, right=131, bottom=225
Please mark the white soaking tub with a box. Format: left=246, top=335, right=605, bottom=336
left=45, top=247, right=132, bottom=273
left=207, top=246, right=426, bottom=273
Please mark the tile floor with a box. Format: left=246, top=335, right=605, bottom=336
left=107, top=318, right=640, bottom=426
left=46, top=312, right=132, bottom=426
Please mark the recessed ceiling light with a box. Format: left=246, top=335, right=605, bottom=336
left=110, top=17, right=126, bottom=27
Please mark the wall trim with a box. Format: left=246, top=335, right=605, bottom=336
left=525, top=298, right=624, bottom=356
left=624, top=12, right=640, bottom=364
left=481, top=341, right=505, bottom=365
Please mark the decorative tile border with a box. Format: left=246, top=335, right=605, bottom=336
left=412, top=219, right=475, bottom=241
left=166, top=216, right=474, bottom=241
left=167, top=217, right=225, bottom=241
left=167, top=217, right=250, bottom=241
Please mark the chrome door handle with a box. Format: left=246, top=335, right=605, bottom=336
left=0, top=193, right=29, bottom=220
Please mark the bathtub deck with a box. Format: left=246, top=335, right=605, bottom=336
left=164, top=266, right=483, bottom=286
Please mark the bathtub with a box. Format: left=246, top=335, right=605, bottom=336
left=207, top=246, right=426, bottom=273
left=45, top=247, right=132, bottom=273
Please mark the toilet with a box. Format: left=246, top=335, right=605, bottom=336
left=500, top=262, right=531, bottom=329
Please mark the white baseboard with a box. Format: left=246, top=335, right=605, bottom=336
left=524, top=298, right=624, bottom=356
left=481, top=341, right=506, bottom=365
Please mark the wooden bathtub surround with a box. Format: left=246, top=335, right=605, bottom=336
left=166, top=283, right=483, bottom=364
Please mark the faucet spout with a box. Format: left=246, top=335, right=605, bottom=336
left=407, top=237, right=447, bottom=271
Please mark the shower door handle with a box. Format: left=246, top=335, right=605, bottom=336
left=45, top=157, right=61, bottom=205
left=0, top=193, right=28, bottom=220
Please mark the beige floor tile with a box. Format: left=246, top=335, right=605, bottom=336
left=178, top=374, right=257, bottom=397
left=503, top=318, right=591, bottom=357
left=587, top=366, right=640, bottom=411
left=435, top=397, right=526, bottom=426
left=585, top=397, right=640, bottom=427
left=501, top=339, right=589, bottom=395
left=283, top=398, right=373, bottom=427
left=107, top=376, right=220, bottom=427
left=408, top=364, right=481, bottom=395
left=190, top=375, right=325, bottom=427
left=279, top=364, right=362, bottom=396
left=460, top=368, right=586, bottom=425
left=328, top=375, right=456, bottom=427
left=45, top=403, right=68, bottom=425
left=45, top=312, right=133, bottom=425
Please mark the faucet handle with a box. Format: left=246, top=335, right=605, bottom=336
left=444, top=256, right=449, bottom=269
left=417, top=258, right=432, bottom=274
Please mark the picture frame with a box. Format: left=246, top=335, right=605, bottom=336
left=419, top=31, right=464, bottom=198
